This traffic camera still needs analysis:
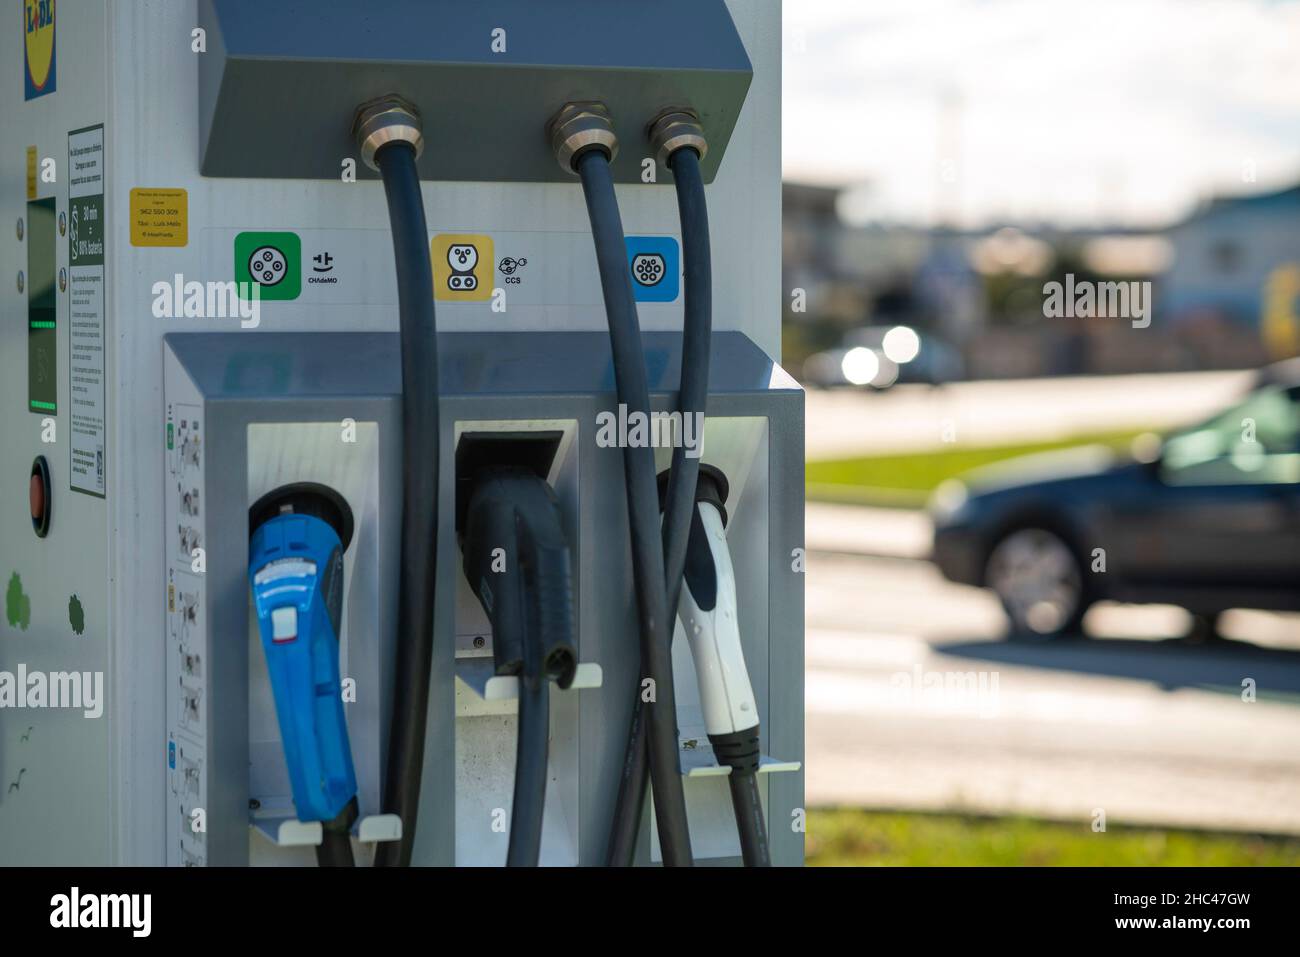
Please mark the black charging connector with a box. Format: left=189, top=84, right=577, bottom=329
left=461, top=468, right=577, bottom=689
left=455, top=434, right=577, bottom=865
left=455, top=432, right=563, bottom=534
left=455, top=431, right=573, bottom=687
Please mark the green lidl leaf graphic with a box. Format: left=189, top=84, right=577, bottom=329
left=6, top=573, right=31, bottom=631
left=69, top=594, right=85, bottom=636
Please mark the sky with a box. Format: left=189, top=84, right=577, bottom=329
left=782, top=0, right=1300, bottom=229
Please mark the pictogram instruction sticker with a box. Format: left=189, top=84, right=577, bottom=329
left=624, top=236, right=680, bottom=303
left=234, top=231, right=301, bottom=300
left=431, top=234, right=493, bottom=302
left=130, top=188, right=188, bottom=247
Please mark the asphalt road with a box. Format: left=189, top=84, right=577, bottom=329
left=805, top=542, right=1300, bottom=834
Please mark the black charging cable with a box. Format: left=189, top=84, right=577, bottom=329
left=461, top=467, right=577, bottom=866
left=317, top=797, right=360, bottom=867
left=573, top=145, right=695, bottom=866
left=370, top=135, right=441, bottom=868
left=605, top=140, right=713, bottom=866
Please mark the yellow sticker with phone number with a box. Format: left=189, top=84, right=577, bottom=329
left=130, top=187, right=188, bottom=247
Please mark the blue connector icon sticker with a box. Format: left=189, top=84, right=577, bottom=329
left=625, top=236, right=680, bottom=303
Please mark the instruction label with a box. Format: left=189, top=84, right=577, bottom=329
left=130, top=187, right=188, bottom=246
left=68, top=124, right=106, bottom=497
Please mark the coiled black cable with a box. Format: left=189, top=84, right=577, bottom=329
left=576, top=147, right=693, bottom=866
left=373, top=140, right=440, bottom=867
left=605, top=146, right=711, bottom=866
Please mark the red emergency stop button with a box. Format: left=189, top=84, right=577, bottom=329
left=30, top=456, right=51, bottom=538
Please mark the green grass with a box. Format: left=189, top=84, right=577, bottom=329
left=806, top=430, right=1146, bottom=508
left=806, top=809, right=1300, bottom=866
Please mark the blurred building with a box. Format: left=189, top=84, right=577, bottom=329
left=782, top=178, right=1300, bottom=381
left=782, top=182, right=930, bottom=326
left=1161, top=183, right=1300, bottom=362
left=782, top=182, right=864, bottom=328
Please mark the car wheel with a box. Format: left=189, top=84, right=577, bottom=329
left=984, top=527, right=1089, bottom=639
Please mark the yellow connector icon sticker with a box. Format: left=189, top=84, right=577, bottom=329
left=431, top=234, right=493, bottom=302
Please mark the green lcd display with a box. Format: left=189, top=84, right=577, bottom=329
left=27, top=197, right=57, bottom=413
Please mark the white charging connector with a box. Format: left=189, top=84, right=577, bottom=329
left=677, top=500, right=758, bottom=738
left=674, top=477, right=771, bottom=866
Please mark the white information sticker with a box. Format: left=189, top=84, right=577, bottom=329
left=68, top=124, right=106, bottom=497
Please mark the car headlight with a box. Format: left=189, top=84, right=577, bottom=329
left=929, top=479, right=970, bottom=524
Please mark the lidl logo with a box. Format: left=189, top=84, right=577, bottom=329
left=431, top=234, right=493, bottom=302
left=23, top=0, right=56, bottom=101
left=235, top=232, right=301, bottom=300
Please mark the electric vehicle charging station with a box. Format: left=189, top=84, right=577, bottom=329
left=1, top=0, right=800, bottom=867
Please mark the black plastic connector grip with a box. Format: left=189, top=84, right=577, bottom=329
left=708, top=728, right=761, bottom=776
left=526, top=533, right=579, bottom=689
left=462, top=494, right=529, bottom=676
left=710, top=728, right=770, bottom=866
left=460, top=467, right=577, bottom=689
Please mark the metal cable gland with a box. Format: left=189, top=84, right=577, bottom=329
left=547, top=102, right=619, bottom=175
left=352, top=94, right=424, bottom=172
left=648, top=109, right=708, bottom=170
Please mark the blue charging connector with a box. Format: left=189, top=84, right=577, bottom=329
left=249, top=487, right=357, bottom=828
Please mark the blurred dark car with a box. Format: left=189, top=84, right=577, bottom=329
left=930, top=361, right=1300, bottom=638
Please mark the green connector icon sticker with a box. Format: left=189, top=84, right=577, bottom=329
left=235, top=231, right=300, bottom=301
